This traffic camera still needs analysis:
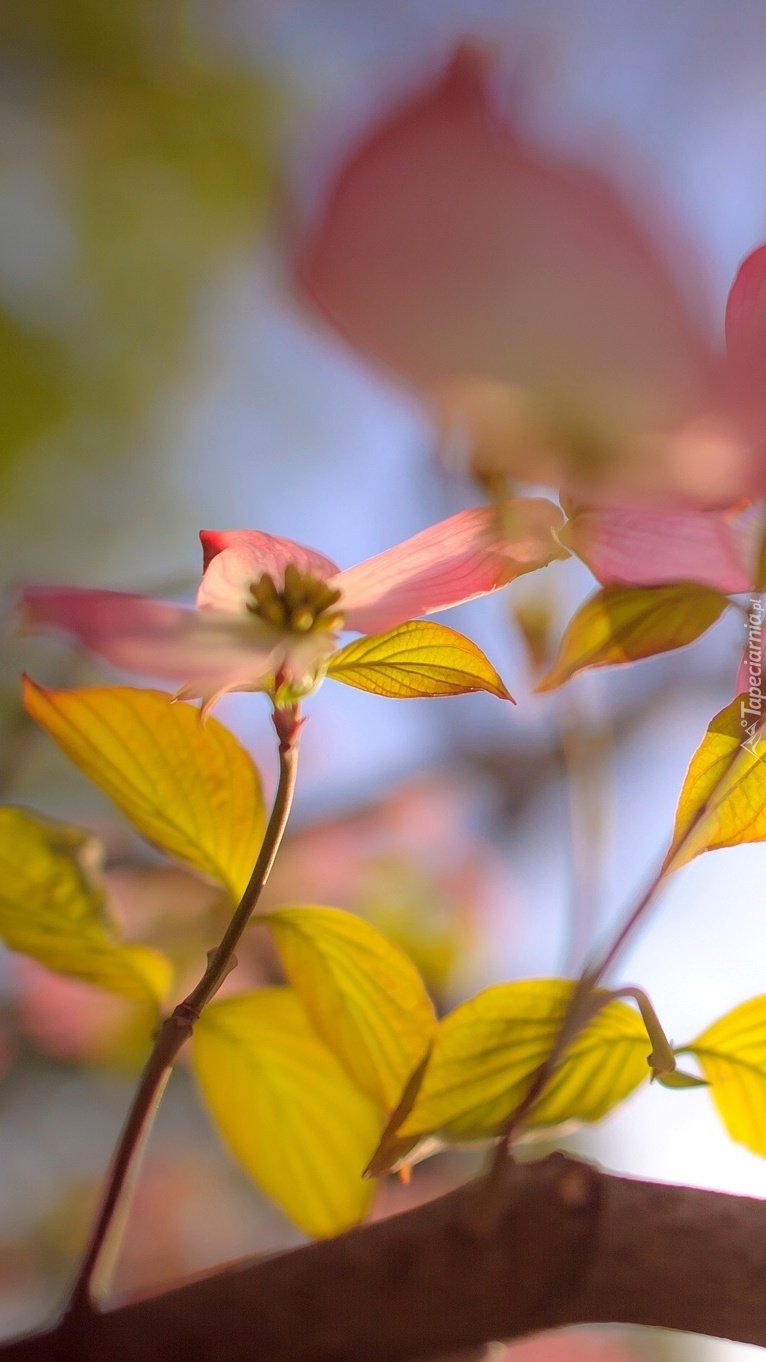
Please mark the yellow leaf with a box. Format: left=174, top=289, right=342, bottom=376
left=685, top=997, right=766, bottom=1156
left=665, top=696, right=766, bottom=871
left=193, top=988, right=380, bottom=1237
left=0, top=806, right=171, bottom=1003
left=265, top=905, right=436, bottom=1110
left=326, top=622, right=512, bottom=701
left=23, top=680, right=265, bottom=900
left=374, top=980, right=650, bottom=1171
left=537, top=584, right=727, bottom=691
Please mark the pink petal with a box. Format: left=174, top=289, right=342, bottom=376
left=724, top=244, right=766, bottom=494
left=20, top=587, right=284, bottom=692
left=198, top=531, right=340, bottom=612
left=333, top=500, right=567, bottom=635
left=561, top=505, right=757, bottom=592
left=297, top=47, right=712, bottom=489
left=726, top=244, right=766, bottom=375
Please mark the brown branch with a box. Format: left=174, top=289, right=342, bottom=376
left=5, top=1153, right=766, bottom=1361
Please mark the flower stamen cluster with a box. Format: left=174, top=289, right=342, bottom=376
left=247, top=565, right=344, bottom=635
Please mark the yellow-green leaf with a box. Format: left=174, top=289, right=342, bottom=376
left=537, top=584, right=727, bottom=691
left=0, top=806, right=171, bottom=1003
left=374, top=980, right=650, bottom=1171
left=685, top=996, right=766, bottom=1156
left=192, top=988, right=380, bottom=1237
left=655, top=1068, right=708, bottom=1090
left=326, top=622, right=512, bottom=701
left=665, top=696, right=766, bottom=871
left=23, top=680, right=265, bottom=900
left=265, top=905, right=436, bottom=1110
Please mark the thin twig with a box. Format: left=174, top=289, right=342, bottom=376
left=491, top=698, right=753, bottom=1167
left=66, top=704, right=302, bottom=1314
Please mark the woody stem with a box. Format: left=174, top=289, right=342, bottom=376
left=66, top=704, right=302, bottom=1315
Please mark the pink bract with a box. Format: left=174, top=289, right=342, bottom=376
left=724, top=244, right=766, bottom=494
left=561, top=504, right=759, bottom=594
left=198, top=530, right=340, bottom=612
left=19, top=586, right=316, bottom=704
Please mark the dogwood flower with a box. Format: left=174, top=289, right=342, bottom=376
left=21, top=500, right=566, bottom=711
left=295, top=46, right=766, bottom=592
left=296, top=46, right=735, bottom=505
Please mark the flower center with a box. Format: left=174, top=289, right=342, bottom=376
left=247, top=565, right=344, bottom=634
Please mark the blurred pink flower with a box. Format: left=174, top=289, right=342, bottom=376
left=13, top=958, right=139, bottom=1064
left=296, top=46, right=766, bottom=513
left=21, top=502, right=565, bottom=708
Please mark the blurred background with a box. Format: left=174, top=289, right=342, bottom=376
left=2, top=3, right=766, bottom=1359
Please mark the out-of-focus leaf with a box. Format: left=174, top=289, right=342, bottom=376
left=684, top=997, right=766, bottom=1155
left=265, top=905, right=436, bottom=1110
left=537, top=584, right=727, bottom=691
left=655, top=1068, right=708, bottom=1090
left=0, top=1, right=275, bottom=493
left=23, top=680, right=264, bottom=900
left=665, top=696, right=766, bottom=871
left=0, top=311, right=70, bottom=465
left=193, top=988, right=380, bottom=1237
left=511, top=591, right=557, bottom=678
left=0, top=806, right=170, bottom=1003
left=327, top=622, right=512, bottom=700
left=372, top=980, right=650, bottom=1173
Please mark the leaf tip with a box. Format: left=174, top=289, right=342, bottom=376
left=21, top=672, right=46, bottom=714
left=364, top=1133, right=417, bottom=1179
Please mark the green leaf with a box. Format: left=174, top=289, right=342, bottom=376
left=326, top=622, right=513, bottom=701
left=0, top=806, right=171, bottom=1003
left=665, top=696, right=766, bottom=872
left=683, top=997, right=766, bottom=1155
left=537, top=584, right=727, bottom=691
left=373, top=980, right=651, bottom=1172
left=192, top=988, right=381, bottom=1237
left=23, top=680, right=265, bottom=900
left=265, top=905, right=436, bottom=1110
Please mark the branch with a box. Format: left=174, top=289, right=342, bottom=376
left=5, top=1153, right=766, bottom=1361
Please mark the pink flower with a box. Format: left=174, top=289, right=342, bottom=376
left=295, top=46, right=764, bottom=512
left=20, top=501, right=566, bottom=709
